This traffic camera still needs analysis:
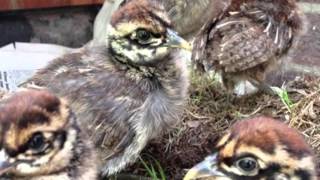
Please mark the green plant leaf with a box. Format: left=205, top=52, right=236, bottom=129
left=271, top=86, right=293, bottom=112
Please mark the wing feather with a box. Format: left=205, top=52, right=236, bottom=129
left=195, top=16, right=278, bottom=73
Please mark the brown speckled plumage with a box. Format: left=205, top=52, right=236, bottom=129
left=0, top=89, right=97, bottom=180
left=192, top=0, right=305, bottom=93
left=119, top=0, right=219, bottom=40
left=22, top=0, right=189, bottom=175
left=184, top=117, right=317, bottom=180
left=162, top=0, right=223, bottom=39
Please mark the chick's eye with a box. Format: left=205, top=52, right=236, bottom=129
left=136, top=29, right=151, bottom=42
left=29, top=133, right=45, bottom=151
left=236, top=157, right=258, bottom=173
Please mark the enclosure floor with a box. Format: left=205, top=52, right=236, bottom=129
left=121, top=75, right=320, bottom=179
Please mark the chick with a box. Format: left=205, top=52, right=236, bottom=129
left=0, top=89, right=97, bottom=180
left=117, top=0, right=217, bottom=40
left=22, top=0, right=191, bottom=175
left=192, top=0, right=305, bottom=94
left=184, top=116, right=316, bottom=180
left=120, top=0, right=305, bottom=95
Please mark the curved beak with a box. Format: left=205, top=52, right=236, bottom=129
left=165, top=29, right=192, bottom=51
left=0, top=150, right=14, bottom=176
left=183, top=153, right=226, bottom=180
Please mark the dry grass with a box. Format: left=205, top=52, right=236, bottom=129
left=126, top=73, right=320, bottom=179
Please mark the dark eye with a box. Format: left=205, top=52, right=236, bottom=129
left=236, top=157, right=258, bottom=173
left=136, top=29, right=151, bottom=42
left=29, top=133, right=45, bottom=151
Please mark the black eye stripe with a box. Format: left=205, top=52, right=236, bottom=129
left=56, top=131, right=67, bottom=150
left=18, top=112, right=50, bottom=129
left=294, top=169, right=311, bottom=180
left=5, top=131, right=66, bottom=158
left=221, top=153, right=259, bottom=167
left=234, top=153, right=259, bottom=162
left=123, top=28, right=164, bottom=47
left=126, top=37, right=164, bottom=49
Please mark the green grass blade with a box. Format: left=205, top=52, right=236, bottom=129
left=271, top=86, right=293, bottom=112
left=154, top=159, right=166, bottom=180
left=139, top=156, right=157, bottom=179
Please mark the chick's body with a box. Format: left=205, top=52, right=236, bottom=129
left=23, top=0, right=190, bottom=175
left=26, top=46, right=188, bottom=174
left=0, top=89, right=97, bottom=180
left=193, top=0, right=304, bottom=93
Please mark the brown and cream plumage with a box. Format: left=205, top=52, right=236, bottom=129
left=184, top=117, right=316, bottom=180
left=117, top=0, right=218, bottom=40
left=22, top=0, right=191, bottom=176
left=162, top=0, right=223, bottom=39
left=0, top=89, right=97, bottom=180
left=192, top=0, right=305, bottom=94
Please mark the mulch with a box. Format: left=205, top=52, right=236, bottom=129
left=125, top=74, right=320, bottom=179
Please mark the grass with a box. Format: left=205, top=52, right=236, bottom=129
left=139, top=155, right=166, bottom=180
left=271, top=85, right=293, bottom=113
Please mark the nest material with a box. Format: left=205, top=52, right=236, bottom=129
left=126, top=74, right=320, bottom=179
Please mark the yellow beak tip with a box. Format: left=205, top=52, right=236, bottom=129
left=183, top=169, right=199, bottom=180
left=180, top=43, right=193, bottom=52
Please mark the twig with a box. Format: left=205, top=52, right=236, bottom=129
left=185, top=109, right=209, bottom=119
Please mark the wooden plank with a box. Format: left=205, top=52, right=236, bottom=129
left=0, top=1, right=318, bottom=12
left=0, top=1, right=12, bottom=11
left=0, top=0, right=105, bottom=11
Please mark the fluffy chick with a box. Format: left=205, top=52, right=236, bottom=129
left=118, top=0, right=221, bottom=40
left=184, top=116, right=316, bottom=180
left=121, top=0, right=220, bottom=39
left=0, top=89, right=97, bottom=180
left=193, top=0, right=305, bottom=94
left=22, top=0, right=191, bottom=176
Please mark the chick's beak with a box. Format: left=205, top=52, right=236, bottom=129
left=166, top=29, right=192, bottom=51
left=0, top=150, right=14, bottom=176
left=184, top=153, right=226, bottom=180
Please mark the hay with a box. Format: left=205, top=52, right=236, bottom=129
left=126, top=74, right=320, bottom=179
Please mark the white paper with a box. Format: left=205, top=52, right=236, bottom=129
left=0, top=42, right=73, bottom=91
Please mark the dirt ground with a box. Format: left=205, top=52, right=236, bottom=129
left=123, top=74, right=320, bottom=179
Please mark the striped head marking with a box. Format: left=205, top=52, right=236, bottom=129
left=108, top=0, right=191, bottom=66
left=0, top=89, right=77, bottom=177
left=184, top=117, right=316, bottom=180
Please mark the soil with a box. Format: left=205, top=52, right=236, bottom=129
left=123, top=75, right=320, bottom=179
